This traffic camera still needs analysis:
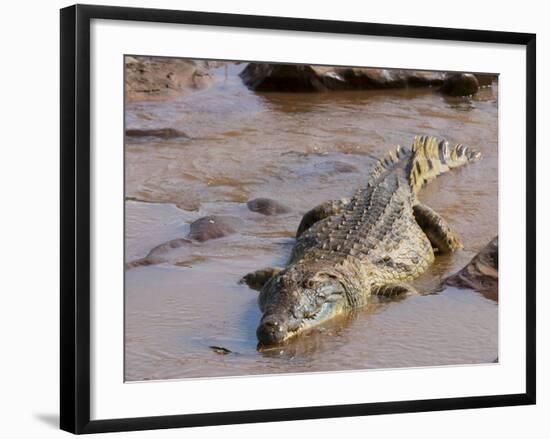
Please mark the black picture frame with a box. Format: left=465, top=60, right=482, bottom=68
left=60, top=4, right=536, bottom=434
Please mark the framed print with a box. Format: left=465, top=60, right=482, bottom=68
left=60, top=4, right=536, bottom=434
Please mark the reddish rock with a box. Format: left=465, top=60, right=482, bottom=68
left=125, top=56, right=212, bottom=102
left=440, top=73, right=480, bottom=96
left=474, top=73, right=498, bottom=87
left=187, top=216, right=241, bottom=242
left=240, top=63, right=445, bottom=92
left=247, top=198, right=291, bottom=216
left=445, top=236, right=498, bottom=301
left=324, top=67, right=444, bottom=89
left=125, top=128, right=189, bottom=139
left=240, top=64, right=328, bottom=92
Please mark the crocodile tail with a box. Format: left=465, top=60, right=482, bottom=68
left=409, top=135, right=481, bottom=193
left=367, top=143, right=413, bottom=185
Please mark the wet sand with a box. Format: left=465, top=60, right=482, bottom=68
left=125, top=63, right=498, bottom=381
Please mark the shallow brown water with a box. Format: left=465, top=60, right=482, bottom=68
left=125, top=63, right=498, bottom=381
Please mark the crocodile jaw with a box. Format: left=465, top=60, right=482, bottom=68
left=256, top=298, right=347, bottom=346
left=285, top=300, right=347, bottom=340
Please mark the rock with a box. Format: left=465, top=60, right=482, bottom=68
left=187, top=215, right=240, bottom=242
left=445, top=236, right=498, bottom=301
left=323, top=67, right=444, bottom=90
left=475, top=73, right=498, bottom=87
left=209, top=346, right=232, bottom=355
left=124, top=237, right=193, bottom=269
left=240, top=64, right=328, bottom=92
left=146, top=238, right=193, bottom=257
left=440, top=73, right=480, bottom=96
left=240, top=63, right=445, bottom=92
left=124, top=216, right=240, bottom=270
left=124, top=56, right=140, bottom=65
left=315, top=160, right=360, bottom=174
left=125, top=128, right=189, bottom=139
left=125, top=56, right=212, bottom=102
left=200, top=60, right=235, bottom=69
left=247, top=198, right=291, bottom=216
left=125, top=257, right=154, bottom=270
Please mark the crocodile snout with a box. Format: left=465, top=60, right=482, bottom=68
left=256, top=316, right=288, bottom=345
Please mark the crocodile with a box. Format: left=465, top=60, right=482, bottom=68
left=241, top=135, right=481, bottom=346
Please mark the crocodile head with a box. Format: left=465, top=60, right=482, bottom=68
left=256, top=267, right=348, bottom=346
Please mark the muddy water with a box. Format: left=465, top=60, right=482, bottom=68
left=125, top=64, right=498, bottom=381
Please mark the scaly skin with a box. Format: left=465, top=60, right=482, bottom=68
left=243, top=136, right=481, bottom=346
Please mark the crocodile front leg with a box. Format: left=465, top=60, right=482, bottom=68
left=413, top=203, right=462, bottom=253
left=240, top=267, right=283, bottom=291
left=373, top=283, right=418, bottom=298
left=243, top=198, right=349, bottom=291
left=296, top=198, right=350, bottom=237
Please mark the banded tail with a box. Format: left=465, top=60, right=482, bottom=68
left=408, top=135, right=481, bottom=193
left=367, top=135, right=481, bottom=193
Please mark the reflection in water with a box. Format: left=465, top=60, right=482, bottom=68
left=125, top=63, right=498, bottom=381
left=257, top=309, right=363, bottom=360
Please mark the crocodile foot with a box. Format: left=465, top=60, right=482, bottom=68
left=240, top=267, right=283, bottom=291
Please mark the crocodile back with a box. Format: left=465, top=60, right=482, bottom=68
left=289, top=136, right=480, bottom=288
left=291, top=152, right=431, bottom=284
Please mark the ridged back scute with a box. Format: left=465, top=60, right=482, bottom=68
left=409, top=135, right=481, bottom=193
left=367, top=143, right=412, bottom=186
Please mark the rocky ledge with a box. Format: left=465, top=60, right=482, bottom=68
left=125, top=56, right=212, bottom=102
left=125, top=128, right=190, bottom=139
left=445, top=236, right=498, bottom=301
left=240, top=63, right=497, bottom=97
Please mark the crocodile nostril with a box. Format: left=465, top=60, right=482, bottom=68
left=256, top=318, right=286, bottom=345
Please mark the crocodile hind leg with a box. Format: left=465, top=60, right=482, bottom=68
left=296, top=198, right=350, bottom=237
left=240, top=267, right=283, bottom=291
left=373, top=283, right=418, bottom=298
left=413, top=203, right=462, bottom=253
